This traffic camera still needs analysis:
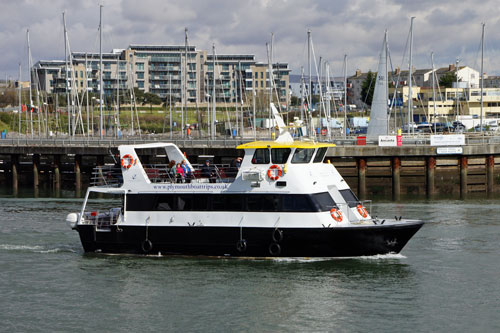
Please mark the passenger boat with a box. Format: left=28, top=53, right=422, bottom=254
left=66, top=107, right=424, bottom=258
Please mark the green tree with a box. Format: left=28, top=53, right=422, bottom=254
left=361, top=71, right=375, bottom=107
left=439, top=72, right=458, bottom=88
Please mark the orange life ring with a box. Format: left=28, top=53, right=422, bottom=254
left=267, top=164, right=282, bottom=181
left=330, top=208, right=343, bottom=222
left=121, top=154, right=135, bottom=169
left=357, top=204, right=368, bottom=218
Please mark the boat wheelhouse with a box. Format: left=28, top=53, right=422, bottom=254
left=66, top=139, right=424, bottom=258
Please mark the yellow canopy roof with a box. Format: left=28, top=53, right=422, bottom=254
left=236, top=141, right=336, bottom=149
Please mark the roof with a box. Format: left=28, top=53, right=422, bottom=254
left=237, top=141, right=336, bottom=149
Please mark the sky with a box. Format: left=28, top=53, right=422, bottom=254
left=2, top=0, right=500, bottom=81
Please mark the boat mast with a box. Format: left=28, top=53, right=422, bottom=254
left=431, top=52, right=436, bottom=133
left=85, top=53, right=89, bottom=136
left=211, top=43, right=216, bottom=140
left=343, top=54, right=347, bottom=139
left=18, top=63, right=22, bottom=135
left=169, top=74, right=172, bottom=139
left=385, top=30, right=389, bottom=135
left=99, top=4, right=103, bottom=139
left=182, top=27, right=188, bottom=138
left=480, top=23, right=485, bottom=132
left=408, top=17, right=414, bottom=135
left=27, top=29, right=34, bottom=138
left=307, top=29, right=312, bottom=137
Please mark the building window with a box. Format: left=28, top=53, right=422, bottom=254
left=136, top=63, right=144, bottom=71
left=138, top=81, right=144, bottom=88
left=137, top=72, right=144, bottom=79
left=104, top=63, right=111, bottom=70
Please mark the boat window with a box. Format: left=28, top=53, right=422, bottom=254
left=271, top=148, right=291, bottom=164
left=282, top=195, right=316, bottom=212
left=251, top=148, right=270, bottom=164
left=313, top=147, right=328, bottom=163
left=339, top=189, right=359, bottom=208
left=177, top=195, right=194, bottom=211
left=291, top=148, right=315, bottom=163
left=127, top=194, right=326, bottom=212
left=311, top=192, right=337, bottom=211
left=156, top=195, right=176, bottom=211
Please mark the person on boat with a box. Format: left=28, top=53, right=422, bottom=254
left=201, top=160, right=216, bottom=183
left=229, top=156, right=242, bottom=178
left=168, top=160, right=177, bottom=182
left=176, top=163, right=185, bottom=183
left=181, top=160, right=192, bottom=183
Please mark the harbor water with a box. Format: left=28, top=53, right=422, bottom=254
left=0, top=190, right=499, bottom=332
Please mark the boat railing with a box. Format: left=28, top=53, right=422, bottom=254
left=142, top=163, right=237, bottom=184
left=90, top=166, right=123, bottom=187
left=340, top=200, right=373, bottom=221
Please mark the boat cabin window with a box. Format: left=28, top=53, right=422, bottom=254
left=291, top=148, right=315, bottom=164
left=126, top=192, right=335, bottom=212
left=313, top=147, right=328, bottom=163
left=339, top=189, right=360, bottom=208
left=271, top=148, right=291, bottom=164
left=251, top=148, right=270, bottom=164
left=312, top=192, right=337, bottom=210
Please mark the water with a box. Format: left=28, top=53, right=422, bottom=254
left=1, top=191, right=499, bottom=332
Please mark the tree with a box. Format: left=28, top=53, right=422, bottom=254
left=439, top=72, right=458, bottom=88
left=361, top=71, right=375, bottom=107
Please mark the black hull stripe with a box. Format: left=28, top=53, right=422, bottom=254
left=76, top=223, right=423, bottom=257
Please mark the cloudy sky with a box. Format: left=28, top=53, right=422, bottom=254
left=2, top=0, right=500, bottom=81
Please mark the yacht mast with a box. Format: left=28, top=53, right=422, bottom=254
left=431, top=52, right=436, bottom=133
left=343, top=54, right=347, bottom=139
left=211, top=43, right=216, bottom=140
left=18, top=63, right=22, bottom=135
left=99, top=4, right=103, bottom=138
left=480, top=23, right=485, bottom=131
left=182, top=27, right=188, bottom=138
left=408, top=17, right=414, bottom=135
left=27, top=29, right=34, bottom=138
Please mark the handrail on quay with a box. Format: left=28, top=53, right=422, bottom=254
left=1, top=132, right=500, bottom=148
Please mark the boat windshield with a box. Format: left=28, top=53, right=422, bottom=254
left=291, top=148, right=315, bottom=164
left=271, top=148, right=291, bottom=164
left=251, top=148, right=270, bottom=164
left=339, top=189, right=360, bottom=208
left=313, top=147, right=328, bottom=163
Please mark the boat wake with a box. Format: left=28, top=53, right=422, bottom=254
left=358, top=253, right=406, bottom=260
left=0, top=244, right=77, bottom=254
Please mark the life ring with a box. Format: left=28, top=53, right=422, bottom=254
left=268, top=242, right=281, bottom=256
left=357, top=204, right=368, bottom=218
left=272, top=229, right=283, bottom=243
left=330, top=208, right=343, bottom=222
left=267, top=164, right=282, bottom=181
left=121, top=154, right=135, bottom=169
left=236, top=239, right=247, bottom=252
left=141, top=239, right=153, bottom=253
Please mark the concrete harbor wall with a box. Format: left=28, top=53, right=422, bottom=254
left=1, top=139, right=500, bottom=198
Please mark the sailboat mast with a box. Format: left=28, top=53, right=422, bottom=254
left=408, top=17, right=414, bottom=135
left=385, top=30, right=389, bottom=135
left=85, top=53, right=89, bottom=136
left=480, top=23, right=485, bottom=131
left=182, top=27, right=188, bottom=139
left=431, top=52, right=436, bottom=133
left=343, top=54, right=347, bottom=139
left=27, top=29, right=33, bottom=138
left=211, top=44, right=216, bottom=140
left=169, top=74, right=172, bottom=139
left=99, top=4, right=103, bottom=139
left=18, top=63, right=22, bottom=135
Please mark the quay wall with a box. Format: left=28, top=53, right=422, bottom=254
left=1, top=139, right=500, bottom=198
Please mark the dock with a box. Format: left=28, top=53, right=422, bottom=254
left=1, top=136, right=499, bottom=198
